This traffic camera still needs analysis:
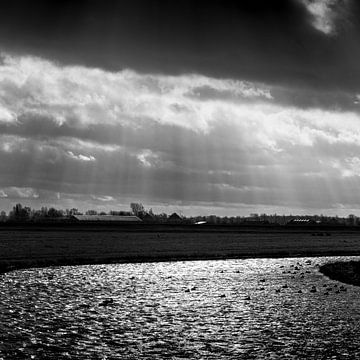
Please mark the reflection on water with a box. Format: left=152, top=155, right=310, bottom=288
left=0, top=256, right=360, bottom=359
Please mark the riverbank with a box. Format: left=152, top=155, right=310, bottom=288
left=319, top=261, right=360, bottom=286
left=1, top=225, right=360, bottom=276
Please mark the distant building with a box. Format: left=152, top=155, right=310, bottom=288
left=71, top=215, right=142, bottom=223
left=140, top=212, right=156, bottom=223
left=243, top=215, right=265, bottom=224
left=287, top=218, right=316, bottom=225
left=167, top=213, right=183, bottom=224
left=206, top=215, right=218, bottom=224
left=347, top=214, right=359, bottom=226
left=195, top=221, right=207, bottom=225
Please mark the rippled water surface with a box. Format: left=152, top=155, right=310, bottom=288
left=1, top=256, right=360, bottom=359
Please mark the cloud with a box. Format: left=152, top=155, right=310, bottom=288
left=91, top=195, right=115, bottom=202
left=0, top=187, right=39, bottom=199
left=0, top=105, right=15, bottom=122
left=299, top=0, right=350, bottom=35
left=68, top=151, right=96, bottom=162
left=0, top=53, right=273, bottom=133
left=0, top=53, right=360, bottom=214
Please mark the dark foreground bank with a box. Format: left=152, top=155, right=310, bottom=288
left=1, top=225, right=360, bottom=279
left=320, top=261, right=360, bottom=286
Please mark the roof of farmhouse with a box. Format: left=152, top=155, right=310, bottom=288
left=72, top=215, right=142, bottom=222
left=168, top=212, right=183, bottom=220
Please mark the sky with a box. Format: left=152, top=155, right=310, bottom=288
left=0, top=0, right=360, bottom=216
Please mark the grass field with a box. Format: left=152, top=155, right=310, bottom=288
left=1, top=225, right=360, bottom=275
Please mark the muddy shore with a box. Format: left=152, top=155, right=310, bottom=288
left=320, top=261, right=360, bottom=286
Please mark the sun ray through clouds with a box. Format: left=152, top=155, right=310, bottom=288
left=0, top=49, right=360, bottom=214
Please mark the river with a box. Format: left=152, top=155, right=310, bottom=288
left=1, top=256, right=360, bottom=359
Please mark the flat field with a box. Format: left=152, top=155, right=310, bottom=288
left=1, top=224, right=360, bottom=273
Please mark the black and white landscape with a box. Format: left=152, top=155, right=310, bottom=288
left=1, top=1, right=360, bottom=359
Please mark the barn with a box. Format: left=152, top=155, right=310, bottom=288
left=71, top=215, right=142, bottom=223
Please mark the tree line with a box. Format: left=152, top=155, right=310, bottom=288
left=0, top=203, right=358, bottom=226
left=0, top=203, right=170, bottom=223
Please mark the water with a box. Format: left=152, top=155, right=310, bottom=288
left=1, top=256, right=360, bottom=359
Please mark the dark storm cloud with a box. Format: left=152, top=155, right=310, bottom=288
left=0, top=0, right=358, bottom=92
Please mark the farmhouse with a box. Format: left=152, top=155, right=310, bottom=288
left=167, top=212, right=183, bottom=224
left=71, top=215, right=142, bottom=223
